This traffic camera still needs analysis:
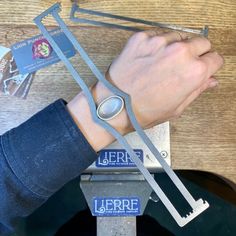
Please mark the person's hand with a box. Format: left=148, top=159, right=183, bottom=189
left=68, top=31, right=224, bottom=152
left=93, top=31, right=224, bottom=129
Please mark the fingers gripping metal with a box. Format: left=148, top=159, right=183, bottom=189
left=34, top=3, right=209, bottom=227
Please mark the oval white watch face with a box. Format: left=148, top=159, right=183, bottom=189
left=97, top=95, right=124, bottom=121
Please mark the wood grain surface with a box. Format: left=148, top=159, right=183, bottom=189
left=0, top=0, right=235, bottom=183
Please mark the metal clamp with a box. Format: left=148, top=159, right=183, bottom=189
left=34, top=3, right=209, bottom=227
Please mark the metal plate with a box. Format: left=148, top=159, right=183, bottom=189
left=85, top=122, right=170, bottom=172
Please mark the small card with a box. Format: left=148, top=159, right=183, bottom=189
left=0, top=46, right=35, bottom=99
left=11, top=28, right=76, bottom=74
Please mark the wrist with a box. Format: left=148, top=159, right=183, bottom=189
left=67, top=82, right=131, bottom=152
left=92, top=81, right=132, bottom=134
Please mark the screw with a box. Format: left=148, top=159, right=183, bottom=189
left=161, top=151, right=168, bottom=158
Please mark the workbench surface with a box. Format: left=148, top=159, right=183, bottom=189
left=0, top=0, right=235, bottom=183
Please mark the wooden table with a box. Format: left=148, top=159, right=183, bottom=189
left=0, top=0, right=235, bottom=183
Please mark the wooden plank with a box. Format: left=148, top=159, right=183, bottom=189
left=171, top=76, right=236, bottom=182
left=0, top=1, right=235, bottom=183
left=0, top=26, right=235, bottom=56
left=0, top=0, right=235, bottom=28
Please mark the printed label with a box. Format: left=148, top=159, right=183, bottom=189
left=92, top=197, right=141, bottom=216
left=96, top=149, right=143, bottom=167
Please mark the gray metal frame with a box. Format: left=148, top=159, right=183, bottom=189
left=34, top=3, right=209, bottom=227
left=70, top=3, right=208, bottom=36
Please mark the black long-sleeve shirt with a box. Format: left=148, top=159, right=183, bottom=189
left=0, top=99, right=98, bottom=235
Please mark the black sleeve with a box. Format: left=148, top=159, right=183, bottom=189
left=0, top=99, right=98, bottom=235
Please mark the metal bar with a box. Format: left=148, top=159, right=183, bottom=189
left=97, top=217, right=136, bottom=236
left=70, top=3, right=209, bottom=37
left=34, top=3, right=209, bottom=227
left=72, top=17, right=141, bottom=32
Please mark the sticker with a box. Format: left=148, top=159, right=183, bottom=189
left=92, top=197, right=141, bottom=216
left=96, top=149, right=143, bottom=167
left=11, top=28, right=76, bottom=74
left=0, top=46, right=35, bottom=99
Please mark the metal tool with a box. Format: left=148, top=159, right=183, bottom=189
left=70, top=3, right=209, bottom=37
left=34, top=3, right=209, bottom=229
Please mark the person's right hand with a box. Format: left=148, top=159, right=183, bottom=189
left=93, top=31, right=224, bottom=130
left=68, top=31, right=224, bottom=151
